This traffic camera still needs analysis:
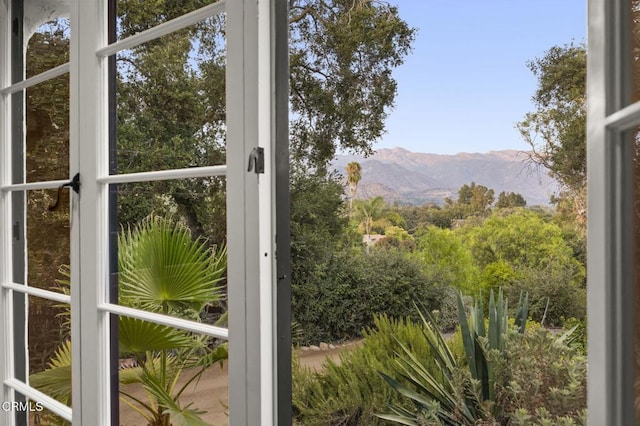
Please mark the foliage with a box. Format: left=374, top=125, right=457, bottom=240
left=412, top=226, right=479, bottom=294
left=116, top=0, right=416, bottom=242
left=458, top=210, right=585, bottom=323
left=290, top=171, right=355, bottom=288
left=354, top=197, right=387, bottom=235
left=441, top=181, right=496, bottom=221
left=459, top=210, right=573, bottom=270
left=289, top=0, right=415, bottom=169
left=118, top=216, right=226, bottom=317
left=494, top=330, right=587, bottom=425
left=346, top=161, right=362, bottom=211
left=293, top=314, right=433, bottom=425
left=517, top=43, right=586, bottom=226
left=379, top=302, right=491, bottom=425
left=392, top=182, right=501, bottom=233
left=432, top=287, right=472, bottom=333
left=385, top=225, right=413, bottom=242
left=507, top=265, right=586, bottom=326
left=30, top=217, right=227, bottom=426
left=380, top=292, right=584, bottom=426
left=455, top=182, right=495, bottom=213
left=495, top=191, right=526, bottom=209
left=117, top=217, right=227, bottom=425
left=562, top=317, right=587, bottom=356
left=517, top=43, right=586, bottom=194
left=291, top=248, right=446, bottom=344
left=392, top=203, right=462, bottom=231
left=30, top=340, right=73, bottom=407
left=379, top=290, right=527, bottom=425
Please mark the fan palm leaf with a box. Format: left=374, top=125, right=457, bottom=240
left=118, top=317, right=198, bottom=353
left=29, top=340, right=73, bottom=406
left=118, top=216, right=225, bottom=316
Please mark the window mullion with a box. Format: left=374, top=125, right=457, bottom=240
left=70, top=1, right=110, bottom=424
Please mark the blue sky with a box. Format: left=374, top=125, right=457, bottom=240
left=377, top=1, right=586, bottom=155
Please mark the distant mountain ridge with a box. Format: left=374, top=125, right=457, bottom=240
left=332, top=147, right=557, bottom=206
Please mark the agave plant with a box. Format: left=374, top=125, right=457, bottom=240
left=29, top=216, right=227, bottom=426
left=378, top=289, right=530, bottom=425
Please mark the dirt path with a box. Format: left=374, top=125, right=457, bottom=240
left=118, top=342, right=361, bottom=426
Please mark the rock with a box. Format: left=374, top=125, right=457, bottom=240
left=319, top=342, right=329, bottom=350
left=329, top=344, right=336, bottom=350
left=309, top=345, right=321, bottom=351
left=300, top=346, right=310, bottom=351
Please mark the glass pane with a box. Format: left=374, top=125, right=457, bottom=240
left=27, top=295, right=72, bottom=417
left=115, top=0, right=222, bottom=41
left=24, top=18, right=70, bottom=80
left=113, top=17, right=226, bottom=174
left=112, top=177, right=227, bottom=322
left=28, top=296, right=70, bottom=377
left=23, top=72, right=70, bottom=183
left=111, top=177, right=227, bottom=423
left=117, top=321, right=228, bottom=426
left=27, top=189, right=71, bottom=295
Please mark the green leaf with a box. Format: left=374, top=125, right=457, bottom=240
left=118, top=317, right=196, bottom=353
left=29, top=340, right=73, bottom=405
left=119, top=216, right=226, bottom=315
left=140, top=371, right=210, bottom=426
left=457, top=291, right=477, bottom=379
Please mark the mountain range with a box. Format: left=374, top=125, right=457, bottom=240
left=331, top=148, right=558, bottom=206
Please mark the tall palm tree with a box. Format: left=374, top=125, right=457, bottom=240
left=354, top=196, right=386, bottom=252
left=345, top=161, right=362, bottom=212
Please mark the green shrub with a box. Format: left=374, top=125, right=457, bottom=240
left=432, top=286, right=472, bottom=333
left=292, top=248, right=447, bottom=344
left=293, top=314, right=433, bottom=425
left=561, top=317, right=587, bottom=356
left=507, top=266, right=586, bottom=326
left=459, top=210, right=586, bottom=324
left=496, top=329, right=587, bottom=423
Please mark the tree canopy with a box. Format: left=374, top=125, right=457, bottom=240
left=517, top=43, right=586, bottom=216
left=496, top=191, right=526, bottom=209
left=289, top=0, right=415, bottom=169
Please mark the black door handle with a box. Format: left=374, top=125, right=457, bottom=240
left=48, top=173, right=80, bottom=211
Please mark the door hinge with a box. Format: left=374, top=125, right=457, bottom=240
left=247, top=147, right=265, bottom=174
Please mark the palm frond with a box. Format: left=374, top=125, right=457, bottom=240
left=29, top=340, right=72, bottom=405
left=118, top=317, right=198, bottom=353
left=118, top=216, right=226, bottom=315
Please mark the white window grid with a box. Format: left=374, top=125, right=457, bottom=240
left=0, top=0, right=278, bottom=424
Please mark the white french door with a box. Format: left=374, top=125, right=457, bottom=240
left=587, top=0, right=640, bottom=424
left=0, top=0, right=284, bottom=424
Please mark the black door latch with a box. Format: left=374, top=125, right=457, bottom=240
left=48, top=173, right=80, bottom=211
left=247, top=147, right=265, bottom=174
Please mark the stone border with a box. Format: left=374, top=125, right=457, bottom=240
left=297, top=340, right=361, bottom=352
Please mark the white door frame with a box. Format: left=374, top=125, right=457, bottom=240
left=587, top=0, right=637, bottom=424
left=0, top=0, right=284, bottom=423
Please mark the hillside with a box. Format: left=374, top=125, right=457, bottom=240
left=332, top=147, right=557, bottom=206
